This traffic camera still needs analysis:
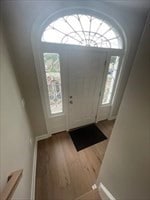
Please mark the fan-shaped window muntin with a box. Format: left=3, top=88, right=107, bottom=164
left=41, top=14, right=123, bottom=49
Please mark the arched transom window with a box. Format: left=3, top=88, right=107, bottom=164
left=41, top=14, right=123, bottom=49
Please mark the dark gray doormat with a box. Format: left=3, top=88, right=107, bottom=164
left=69, top=123, right=107, bottom=151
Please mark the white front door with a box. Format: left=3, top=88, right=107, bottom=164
left=67, top=47, right=106, bottom=129
left=40, top=44, right=107, bottom=134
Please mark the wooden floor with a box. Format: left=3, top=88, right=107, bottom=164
left=35, top=120, right=115, bottom=200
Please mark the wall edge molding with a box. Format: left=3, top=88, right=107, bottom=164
left=99, top=182, right=116, bottom=200
left=30, top=140, right=37, bottom=200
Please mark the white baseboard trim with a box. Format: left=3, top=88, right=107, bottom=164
left=36, top=133, right=52, bottom=141
left=31, top=139, right=37, bottom=200
left=99, top=182, right=116, bottom=200
left=30, top=133, right=52, bottom=199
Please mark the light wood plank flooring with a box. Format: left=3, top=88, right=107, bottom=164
left=35, top=120, right=115, bottom=200
left=76, top=189, right=101, bottom=200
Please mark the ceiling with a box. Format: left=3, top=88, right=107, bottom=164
left=2, top=0, right=150, bottom=12
left=103, top=0, right=150, bottom=11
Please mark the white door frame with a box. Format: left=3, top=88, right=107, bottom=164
left=31, top=8, right=127, bottom=135
left=35, top=43, right=123, bottom=134
left=96, top=51, right=124, bottom=122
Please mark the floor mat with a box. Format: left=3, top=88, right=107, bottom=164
left=69, top=123, right=107, bottom=151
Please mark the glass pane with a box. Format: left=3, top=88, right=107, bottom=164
left=102, top=56, right=120, bottom=104
left=41, top=14, right=123, bottom=49
left=43, top=53, right=63, bottom=114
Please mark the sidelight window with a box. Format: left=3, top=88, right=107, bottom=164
left=102, top=56, right=120, bottom=105
left=43, top=53, right=63, bottom=114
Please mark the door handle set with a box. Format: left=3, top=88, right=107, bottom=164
left=69, top=96, right=73, bottom=104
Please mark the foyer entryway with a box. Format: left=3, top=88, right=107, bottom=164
left=34, top=12, right=124, bottom=134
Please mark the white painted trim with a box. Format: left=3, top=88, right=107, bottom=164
left=99, top=182, right=116, bottom=200
left=30, top=140, right=37, bottom=200
left=96, top=52, right=124, bottom=122
left=36, top=133, right=52, bottom=142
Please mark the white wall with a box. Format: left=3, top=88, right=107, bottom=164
left=97, top=13, right=150, bottom=199
left=0, top=20, right=34, bottom=199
